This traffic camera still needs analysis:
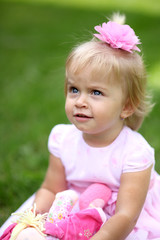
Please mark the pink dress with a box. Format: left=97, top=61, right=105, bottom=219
left=1, top=124, right=160, bottom=239
left=48, top=124, right=160, bottom=240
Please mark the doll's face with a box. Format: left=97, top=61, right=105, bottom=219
left=65, top=67, right=127, bottom=146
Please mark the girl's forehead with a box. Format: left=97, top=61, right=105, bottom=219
left=66, top=64, right=119, bottom=87
left=66, top=66, right=101, bottom=82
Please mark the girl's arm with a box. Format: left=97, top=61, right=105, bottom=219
left=91, top=165, right=152, bottom=240
left=34, top=153, right=67, bottom=214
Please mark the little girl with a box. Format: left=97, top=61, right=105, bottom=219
left=1, top=13, right=160, bottom=240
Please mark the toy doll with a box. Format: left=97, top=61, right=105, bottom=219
left=0, top=183, right=111, bottom=240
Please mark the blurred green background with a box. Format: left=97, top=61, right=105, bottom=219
left=0, top=0, right=160, bottom=226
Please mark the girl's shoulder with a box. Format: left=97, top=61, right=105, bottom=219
left=120, top=126, right=155, bottom=173
left=121, top=126, right=153, bottom=149
left=48, top=124, right=79, bottom=157
left=48, top=123, right=78, bottom=142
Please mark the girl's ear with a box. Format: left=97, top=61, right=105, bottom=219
left=120, top=99, right=135, bottom=119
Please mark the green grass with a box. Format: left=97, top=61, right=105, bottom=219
left=9, top=0, right=160, bottom=16
left=0, top=0, right=160, bottom=226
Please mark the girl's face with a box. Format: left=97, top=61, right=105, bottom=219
left=65, top=67, right=127, bottom=146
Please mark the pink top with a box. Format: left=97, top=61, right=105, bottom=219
left=48, top=124, right=160, bottom=239
left=48, top=124, right=154, bottom=192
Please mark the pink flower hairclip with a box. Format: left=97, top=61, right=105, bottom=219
left=94, top=21, right=141, bottom=53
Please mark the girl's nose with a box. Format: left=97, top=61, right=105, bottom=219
left=75, top=94, right=88, bottom=108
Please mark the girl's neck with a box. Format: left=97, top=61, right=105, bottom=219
left=82, top=125, right=124, bottom=148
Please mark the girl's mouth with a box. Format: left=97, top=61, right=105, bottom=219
left=75, top=114, right=90, bottom=118
left=74, top=114, right=92, bottom=118
left=74, top=114, right=92, bottom=122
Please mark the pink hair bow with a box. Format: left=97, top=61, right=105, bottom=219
left=94, top=21, right=141, bottom=53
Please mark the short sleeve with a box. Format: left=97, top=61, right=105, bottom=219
left=48, top=124, right=65, bottom=158
left=123, top=145, right=155, bottom=173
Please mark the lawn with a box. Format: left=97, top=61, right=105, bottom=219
left=0, top=0, right=160, bottom=226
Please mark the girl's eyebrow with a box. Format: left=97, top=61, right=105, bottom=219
left=66, top=79, right=74, bottom=85
left=88, top=84, right=108, bottom=91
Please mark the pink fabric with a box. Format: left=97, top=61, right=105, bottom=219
left=48, top=124, right=160, bottom=239
left=79, top=183, right=111, bottom=210
left=45, top=208, right=103, bottom=239
left=94, top=21, right=141, bottom=53
left=48, top=125, right=154, bottom=188
left=47, top=190, right=77, bottom=223
left=0, top=223, right=17, bottom=240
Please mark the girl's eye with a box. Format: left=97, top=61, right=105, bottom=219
left=69, top=87, right=79, bottom=94
left=92, top=90, right=102, bottom=96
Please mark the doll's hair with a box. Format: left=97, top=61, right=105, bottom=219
left=65, top=40, right=153, bottom=131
